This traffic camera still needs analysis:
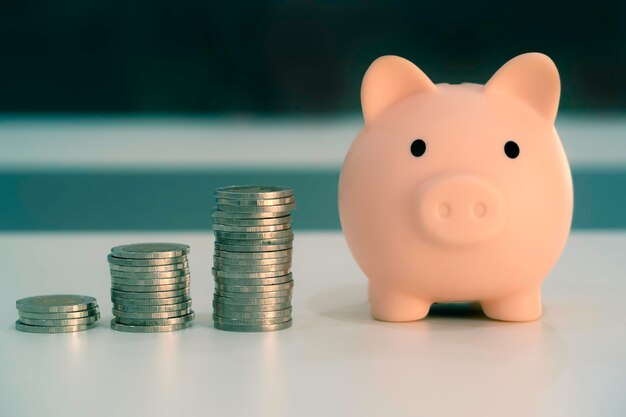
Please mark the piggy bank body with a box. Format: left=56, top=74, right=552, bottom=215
left=339, top=53, right=573, bottom=322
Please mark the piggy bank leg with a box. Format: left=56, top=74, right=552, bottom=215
left=368, top=281, right=431, bottom=322
left=481, top=288, right=542, bottom=322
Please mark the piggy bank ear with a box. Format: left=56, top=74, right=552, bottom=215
left=361, top=55, right=436, bottom=124
left=485, top=53, right=560, bottom=124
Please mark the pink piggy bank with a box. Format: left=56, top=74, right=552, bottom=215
left=339, top=53, right=573, bottom=322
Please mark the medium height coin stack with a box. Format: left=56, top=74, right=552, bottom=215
left=212, top=186, right=295, bottom=332
left=108, top=243, right=195, bottom=333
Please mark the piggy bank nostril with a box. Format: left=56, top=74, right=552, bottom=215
left=473, top=202, right=487, bottom=218
left=438, top=203, right=451, bottom=219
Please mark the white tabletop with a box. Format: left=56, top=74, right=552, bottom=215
left=1, top=231, right=625, bottom=417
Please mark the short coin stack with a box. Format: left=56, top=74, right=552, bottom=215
left=108, top=243, right=195, bottom=333
left=15, top=295, right=100, bottom=333
left=212, top=185, right=296, bottom=332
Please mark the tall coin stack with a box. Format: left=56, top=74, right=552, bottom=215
left=15, top=295, right=100, bottom=333
left=212, top=186, right=296, bottom=332
left=108, top=243, right=195, bottom=333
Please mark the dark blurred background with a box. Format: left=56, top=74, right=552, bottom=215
left=1, top=0, right=624, bottom=113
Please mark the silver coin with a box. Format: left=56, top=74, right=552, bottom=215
left=19, top=314, right=100, bottom=327
left=213, top=319, right=292, bottom=332
left=114, top=311, right=195, bottom=326
left=215, top=242, right=293, bottom=252
left=113, top=307, right=192, bottom=319
left=213, top=274, right=293, bottom=286
left=212, top=314, right=290, bottom=326
left=215, top=185, right=293, bottom=200
left=107, top=254, right=188, bottom=267
left=213, top=301, right=291, bottom=313
left=108, top=262, right=189, bottom=272
left=214, top=306, right=292, bottom=320
left=18, top=307, right=100, bottom=320
left=110, top=318, right=192, bottom=333
left=16, top=295, right=98, bottom=313
left=216, top=202, right=296, bottom=213
left=215, top=280, right=294, bottom=293
left=213, top=289, right=292, bottom=299
left=213, top=223, right=291, bottom=233
left=213, top=216, right=291, bottom=227
left=213, top=248, right=292, bottom=260
left=109, top=268, right=190, bottom=279
left=214, top=229, right=293, bottom=240
left=214, top=289, right=292, bottom=299
left=111, top=287, right=190, bottom=299
left=110, top=274, right=190, bottom=286
left=111, top=295, right=191, bottom=306
left=111, top=243, right=190, bottom=259
left=214, top=263, right=291, bottom=273
left=216, top=196, right=296, bottom=207
left=214, top=256, right=291, bottom=267
left=216, top=237, right=294, bottom=246
left=113, top=300, right=192, bottom=313
left=213, top=210, right=292, bottom=220
left=214, top=295, right=291, bottom=306
left=15, top=320, right=97, bottom=333
left=111, top=282, right=189, bottom=293
left=213, top=268, right=291, bottom=279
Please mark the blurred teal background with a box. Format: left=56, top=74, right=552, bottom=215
left=0, top=1, right=624, bottom=230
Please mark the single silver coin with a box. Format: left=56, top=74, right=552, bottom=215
left=18, top=307, right=100, bottom=320
left=214, top=242, right=293, bottom=253
left=213, top=274, right=293, bottom=286
left=214, top=306, right=292, bottom=320
left=216, top=236, right=294, bottom=246
left=214, top=263, right=291, bottom=273
left=111, top=282, right=189, bottom=293
left=108, top=262, right=189, bottom=272
left=109, top=268, right=190, bottom=279
left=214, top=229, right=293, bottom=240
left=213, top=295, right=291, bottom=306
left=110, top=318, right=192, bottom=333
left=16, top=295, right=98, bottom=313
left=216, top=202, right=296, bottom=214
left=111, top=287, right=190, bottom=299
left=111, top=295, right=191, bottom=306
left=212, top=314, right=290, bottom=326
left=19, top=314, right=100, bottom=327
left=212, top=268, right=291, bottom=279
left=214, top=256, right=291, bottom=267
left=112, top=307, right=192, bottom=319
left=214, top=289, right=292, bottom=299
left=113, top=300, right=192, bottom=313
left=213, top=223, right=291, bottom=233
left=110, top=274, right=190, bottom=286
left=213, top=248, right=292, bottom=260
left=216, top=196, right=295, bottom=207
left=110, top=243, right=190, bottom=259
left=114, top=311, right=195, bottom=326
left=213, top=216, right=292, bottom=227
left=213, top=210, right=292, bottom=220
left=15, top=320, right=97, bottom=333
left=215, top=280, right=294, bottom=293
left=215, top=185, right=293, bottom=200
left=213, top=319, right=292, bottom=332
left=108, top=254, right=188, bottom=267
left=213, top=301, right=291, bottom=313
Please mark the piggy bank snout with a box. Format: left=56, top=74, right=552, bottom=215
left=416, top=175, right=507, bottom=246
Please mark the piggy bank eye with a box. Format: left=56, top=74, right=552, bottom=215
left=410, top=139, right=426, bottom=157
left=504, top=141, right=520, bottom=159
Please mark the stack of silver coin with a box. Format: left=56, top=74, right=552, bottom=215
left=108, top=243, right=195, bottom=333
left=212, top=186, right=296, bottom=332
left=15, top=295, right=100, bottom=333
